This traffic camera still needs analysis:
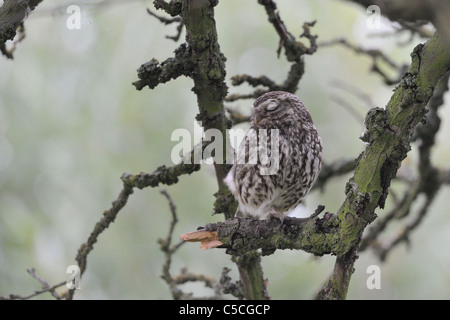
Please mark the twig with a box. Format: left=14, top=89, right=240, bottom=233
left=147, top=8, right=184, bottom=41
left=373, top=193, right=435, bottom=262
left=225, top=1, right=318, bottom=102
left=225, top=90, right=268, bottom=103
left=153, top=0, right=182, bottom=17
left=133, top=43, right=193, bottom=90
left=359, top=180, right=421, bottom=251
left=121, top=163, right=200, bottom=190
left=319, top=38, right=406, bottom=85
left=329, top=79, right=375, bottom=108
left=312, top=158, right=357, bottom=191
left=328, top=93, right=365, bottom=124
left=220, top=267, right=244, bottom=300
left=367, top=20, right=433, bottom=46
left=159, top=190, right=179, bottom=252
left=226, top=107, right=250, bottom=125
left=26, top=268, right=63, bottom=300
left=397, top=21, right=433, bottom=39
left=300, top=20, right=318, bottom=55
left=0, top=281, right=66, bottom=300
left=0, top=268, right=65, bottom=300
left=159, top=190, right=224, bottom=299
left=65, top=183, right=134, bottom=300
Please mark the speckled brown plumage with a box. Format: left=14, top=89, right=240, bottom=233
left=225, top=91, right=322, bottom=219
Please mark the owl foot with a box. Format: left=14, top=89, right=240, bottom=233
left=267, top=211, right=285, bottom=225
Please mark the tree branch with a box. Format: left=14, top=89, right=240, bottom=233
left=312, top=159, right=357, bottom=191
left=146, top=8, right=184, bottom=42
left=0, top=269, right=65, bottom=300
left=133, top=43, right=193, bottom=90
left=343, top=0, right=450, bottom=47
left=225, top=1, right=318, bottom=102
left=159, top=190, right=225, bottom=299
left=316, top=32, right=450, bottom=299
left=0, top=0, right=44, bottom=58
left=360, top=71, right=450, bottom=258
left=319, top=38, right=407, bottom=85
left=152, top=0, right=182, bottom=17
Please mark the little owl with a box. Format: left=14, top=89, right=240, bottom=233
left=224, top=91, right=322, bottom=220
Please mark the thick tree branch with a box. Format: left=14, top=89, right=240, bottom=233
left=133, top=43, right=193, bottom=90
left=360, top=71, right=450, bottom=258
left=317, top=32, right=450, bottom=299
left=182, top=206, right=333, bottom=255
left=153, top=0, right=182, bottom=17
left=0, top=0, right=44, bottom=58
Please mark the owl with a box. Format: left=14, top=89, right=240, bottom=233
left=224, top=91, right=322, bottom=220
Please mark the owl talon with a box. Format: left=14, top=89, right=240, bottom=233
left=267, top=211, right=285, bottom=225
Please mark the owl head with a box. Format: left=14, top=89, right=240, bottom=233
left=251, top=91, right=312, bottom=126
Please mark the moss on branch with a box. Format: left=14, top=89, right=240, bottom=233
left=318, top=32, right=450, bottom=299
left=203, top=213, right=341, bottom=257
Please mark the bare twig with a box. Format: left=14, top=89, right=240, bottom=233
left=225, top=107, right=251, bottom=125
left=225, top=1, right=318, bottom=102
left=159, top=190, right=224, bottom=299
left=0, top=269, right=65, bottom=300
left=329, top=79, right=375, bottom=108
left=367, top=21, right=433, bottom=46
left=26, top=268, right=63, bottom=300
left=3, top=151, right=201, bottom=300
left=375, top=194, right=435, bottom=261
left=312, top=158, right=357, bottom=191
left=344, top=0, right=450, bottom=47
left=147, top=8, right=184, bottom=41
left=220, top=267, right=244, bottom=300
left=328, top=93, right=365, bottom=124
left=319, top=38, right=407, bottom=85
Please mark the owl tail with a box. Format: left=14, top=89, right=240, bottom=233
left=234, top=206, right=244, bottom=218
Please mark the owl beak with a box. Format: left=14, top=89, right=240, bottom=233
left=254, top=113, right=262, bottom=124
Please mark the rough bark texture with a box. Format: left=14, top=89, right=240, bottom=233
left=318, top=32, right=450, bottom=299
left=0, top=0, right=43, bottom=44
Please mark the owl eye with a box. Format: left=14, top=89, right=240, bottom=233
left=265, top=99, right=279, bottom=111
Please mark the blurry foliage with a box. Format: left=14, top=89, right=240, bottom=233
left=0, top=0, right=449, bottom=299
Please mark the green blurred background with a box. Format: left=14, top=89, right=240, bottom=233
left=0, top=0, right=449, bottom=299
